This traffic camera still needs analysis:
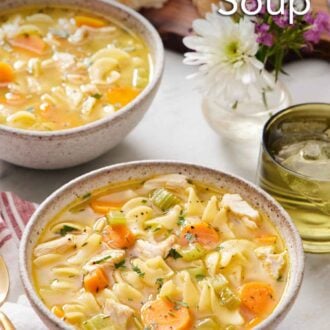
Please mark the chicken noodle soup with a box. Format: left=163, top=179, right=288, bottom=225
left=32, top=174, right=288, bottom=329
left=0, top=8, right=151, bottom=131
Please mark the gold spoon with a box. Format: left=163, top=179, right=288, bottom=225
left=0, top=256, right=15, bottom=330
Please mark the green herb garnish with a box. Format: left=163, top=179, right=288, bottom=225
left=132, top=265, right=145, bottom=278
left=82, top=192, right=91, bottom=199
left=166, top=248, right=182, bottom=260
left=156, top=278, right=164, bottom=290
left=93, top=255, right=112, bottom=265
left=115, top=260, right=126, bottom=269
left=59, top=225, right=76, bottom=236
left=195, top=274, right=206, bottom=281
left=91, top=93, right=103, bottom=100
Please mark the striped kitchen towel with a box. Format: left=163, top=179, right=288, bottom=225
left=0, top=192, right=37, bottom=248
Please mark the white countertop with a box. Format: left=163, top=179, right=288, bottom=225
left=0, top=51, right=330, bottom=329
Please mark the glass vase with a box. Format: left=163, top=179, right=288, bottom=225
left=202, top=71, right=291, bottom=143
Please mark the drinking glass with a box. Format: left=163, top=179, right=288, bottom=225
left=257, top=103, right=330, bottom=253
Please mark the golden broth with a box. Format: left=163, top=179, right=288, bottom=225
left=0, top=8, right=151, bottom=131
left=32, top=174, right=288, bottom=329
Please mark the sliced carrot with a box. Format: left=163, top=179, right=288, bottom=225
left=107, top=87, right=140, bottom=107
left=255, top=235, right=277, bottom=245
left=240, top=282, right=275, bottom=317
left=141, top=298, right=192, bottom=330
left=90, top=200, right=122, bottom=214
left=179, top=223, right=220, bottom=249
left=84, top=268, right=109, bottom=294
left=75, top=15, right=107, bottom=28
left=0, top=62, right=14, bottom=84
left=51, top=306, right=65, bottom=319
left=9, top=34, right=46, bottom=55
left=102, top=224, right=135, bottom=249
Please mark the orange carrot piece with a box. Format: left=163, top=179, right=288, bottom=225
left=75, top=15, right=107, bottom=28
left=255, top=235, right=277, bottom=245
left=9, top=34, right=46, bottom=55
left=141, top=298, right=192, bottom=330
left=240, top=282, right=275, bottom=317
left=0, top=62, right=14, bottom=84
left=84, top=268, right=109, bottom=294
left=51, top=306, right=65, bottom=319
left=179, top=223, right=220, bottom=249
left=107, top=87, right=140, bottom=107
left=102, top=224, right=135, bottom=249
left=90, top=200, right=122, bottom=214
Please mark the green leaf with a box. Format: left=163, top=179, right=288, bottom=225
left=166, top=248, right=182, bottom=260
left=59, top=225, right=77, bottom=236
left=132, top=265, right=145, bottom=278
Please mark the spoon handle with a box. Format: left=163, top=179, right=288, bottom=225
left=0, top=311, right=15, bottom=330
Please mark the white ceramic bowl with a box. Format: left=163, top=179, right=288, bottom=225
left=19, top=160, right=304, bottom=329
left=0, top=0, right=164, bottom=169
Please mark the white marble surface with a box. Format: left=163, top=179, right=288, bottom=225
left=0, top=51, right=330, bottom=328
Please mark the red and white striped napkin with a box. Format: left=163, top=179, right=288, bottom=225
left=0, top=192, right=37, bottom=249
left=0, top=192, right=45, bottom=329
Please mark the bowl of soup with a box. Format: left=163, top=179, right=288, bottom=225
left=19, top=161, right=304, bottom=329
left=0, top=0, right=164, bottom=169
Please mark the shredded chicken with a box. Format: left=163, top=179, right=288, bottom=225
left=220, top=194, right=259, bottom=220
left=255, top=246, right=287, bottom=279
left=104, top=299, right=134, bottom=328
left=83, top=249, right=125, bottom=272
left=130, top=235, right=176, bottom=259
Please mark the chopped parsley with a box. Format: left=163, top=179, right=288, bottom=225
left=184, top=232, right=195, bottom=242
left=82, top=192, right=92, bottom=199
left=115, top=260, right=126, bottom=269
left=195, top=274, right=206, bottom=281
left=132, top=265, right=145, bottom=278
left=177, top=215, right=185, bottom=226
left=93, top=255, right=112, bottom=265
left=59, top=225, right=77, bottom=236
left=91, top=93, right=103, bottom=100
left=166, top=248, right=182, bottom=260
left=156, top=278, right=164, bottom=290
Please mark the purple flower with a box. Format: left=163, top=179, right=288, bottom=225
left=256, top=23, right=274, bottom=47
left=273, top=10, right=290, bottom=28
left=246, top=0, right=266, bottom=14
left=303, top=11, right=330, bottom=44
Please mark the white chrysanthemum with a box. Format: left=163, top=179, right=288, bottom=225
left=118, top=0, right=168, bottom=10
left=183, top=4, right=267, bottom=106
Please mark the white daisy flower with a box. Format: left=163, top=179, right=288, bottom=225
left=183, top=4, right=269, bottom=107
left=118, top=0, right=168, bottom=10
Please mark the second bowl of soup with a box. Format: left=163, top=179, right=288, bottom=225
left=20, top=161, right=304, bottom=329
left=0, top=0, right=164, bottom=169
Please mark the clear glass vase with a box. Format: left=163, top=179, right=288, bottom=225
left=202, top=71, right=291, bottom=143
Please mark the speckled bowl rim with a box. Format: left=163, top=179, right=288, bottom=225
left=0, top=0, right=164, bottom=140
left=19, top=160, right=304, bottom=329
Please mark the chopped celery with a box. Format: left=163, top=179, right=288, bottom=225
left=196, top=318, right=219, bottom=329
left=178, top=244, right=206, bottom=261
left=187, top=266, right=207, bottom=280
left=106, top=210, right=126, bottom=225
left=211, top=274, right=229, bottom=291
left=151, top=188, right=180, bottom=211
left=218, top=286, right=241, bottom=310
left=82, top=314, right=116, bottom=330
